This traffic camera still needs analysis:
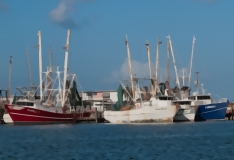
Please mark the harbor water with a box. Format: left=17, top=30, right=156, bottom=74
left=1, top=121, right=234, bottom=159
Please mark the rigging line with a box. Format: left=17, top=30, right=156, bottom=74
left=47, top=74, right=59, bottom=98
left=75, top=76, right=84, bottom=93
left=205, top=88, right=222, bottom=99
left=207, top=81, right=225, bottom=99
left=194, top=72, right=222, bottom=97
left=34, top=75, right=47, bottom=94
left=119, top=80, right=134, bottom=103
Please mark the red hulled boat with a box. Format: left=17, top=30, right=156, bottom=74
left=4, top=29, right=96, bottom=124
left=4, top=103, right=92, bottom=124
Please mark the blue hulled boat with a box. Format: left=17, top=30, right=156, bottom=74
left=195, top=101, right=229, bottom=121
left=187, top=94, right=229, bottom=121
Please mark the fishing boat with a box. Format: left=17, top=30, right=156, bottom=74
left=191, top=83, right=228, bottom=121
left=4, top=30, right=94, bottom=124
left=187, top=71, right=228, bottom=121
left=172, top=87, right=195, bottom=122
left=163, top=35, right=196, bottom=122
left=169, top=35, right=228, bottom=122
left=172, top=74, right=196, bottom=122
left=104, top=81, right=177, bottom=123
left=172, top=82, right=228, bottom=122
left=104, top=36, right=178, bottom=123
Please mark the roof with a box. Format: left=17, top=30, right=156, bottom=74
left=80, top=90, right=117, bottom=93
left=83, top=99, right=113, bottom=102
left=16, top=99, right=35, bottom=103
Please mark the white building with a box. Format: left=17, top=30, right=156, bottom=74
left=79, top=90, right=120, bottom=112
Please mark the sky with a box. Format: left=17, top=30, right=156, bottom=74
left=0, top=0, right=234, bottom=100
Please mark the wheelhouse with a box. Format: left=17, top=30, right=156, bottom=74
left=188, top=95, right=211, bottom=101
left=158, top=96, right=174, bottom=101
left=173, top=100, right=191, bottom=105
left=16, top=101, right=34, bottom=106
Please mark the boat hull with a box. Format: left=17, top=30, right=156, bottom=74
left=4, top=104, right=92, bottom=124
left=3, top=113, right=13, bottom=124
left=194, top=101, right=228, bottom=121
left=173, top=107, right=195, bottom=122
left=104, top=105, right=177, bottom=123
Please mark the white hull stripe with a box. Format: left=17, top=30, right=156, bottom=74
left=197, top=107, right=227, bottom=115
left=10, top=112, right=73, bottom=120
left=174, top=113, right=195, bottom=116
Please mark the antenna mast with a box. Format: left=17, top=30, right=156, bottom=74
left=166, top=35, right=181, bottom=89
left=188, top=35, right=196, bottom=87
left=195, top=72, right=199, bottom=93
left=26, top=47, right=33, bottom=87
left=180, top=68, right=188, bottom=86
left=62, top=29, right=71, bottom=107
left=8, top=56, right=12, bottom=100
left=125, top=35, right=135, bottom=100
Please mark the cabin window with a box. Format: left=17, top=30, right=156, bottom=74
left=179, top=101, right=190, bottom=105
left=197, top=96, right=210, bottom=100
left=168, top=97, right=173, bottom=100
left=159, top=97, right=173, bottom=100
left=16, top=102, right=34, bottom=106
left=188, top=96, right=195, bottom=100
left=27, top=102, right=34, bottom=106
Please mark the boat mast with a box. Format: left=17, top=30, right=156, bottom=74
left=8, top=56, right=12, bottom=100
left=37, top=31, right=43, bottom=100
left=47, top=46, right=53, bottom=101
left=155, top=36, right=162, bottom=95
left=155, top=36, right=162, bottom=83
left=188, top=35, right=196, bottom=87
left=145, top=40, right=153, bottom=94
left=166, top=35, right=181, bottom=89
left=57, top=67, right=62, bottom=104
left=26, top=47, right=33, bottom=87
left=125, top=35, right=135, bottom=100
left=62, top=29, right=71, bottom=107
left=49, top=45, right=52, bottom=70
left=166, top=39, right=170, bottom=86
left=181, top=68, right=186, bottom=86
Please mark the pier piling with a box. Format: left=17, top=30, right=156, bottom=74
left=95, top=107, right=98, bottom=123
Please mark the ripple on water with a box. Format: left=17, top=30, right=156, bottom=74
left=0, top=121, right=234, bottom=159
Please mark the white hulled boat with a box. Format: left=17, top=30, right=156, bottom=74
left=104, top=95, right=176, bottom=123
left=166, top=35, right=197, bottom=122
left=104, top=35, right=178, bottom=123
